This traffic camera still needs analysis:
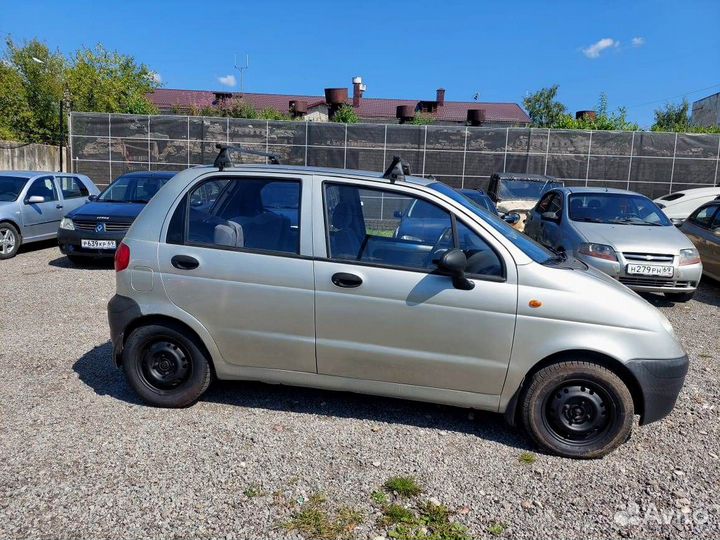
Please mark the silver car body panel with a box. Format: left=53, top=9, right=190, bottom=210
left=117, top=166, right=686, bottom=413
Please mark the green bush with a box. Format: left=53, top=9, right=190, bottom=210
left=332, top=104, right=359, bottom=124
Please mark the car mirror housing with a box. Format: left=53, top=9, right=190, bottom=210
left=503, top=212, right=521, bottom=225
left=26, top=195, right=45, bottom=204
left=541, top=211, right=559, bottom=221
left=88, top=194, right=98, bottom=202
left=436, top=248, right=474, bottom=290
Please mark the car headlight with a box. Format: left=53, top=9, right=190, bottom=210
left=60, top=217, right=75, bottom=231
left=577, top=242, right=618, bottom=261
left=679, top=248, right=700, bottom=266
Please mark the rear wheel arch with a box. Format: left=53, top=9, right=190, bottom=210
left=505, top=349, right=643, bottom=425
left=121, top=315, right=216, bottom=376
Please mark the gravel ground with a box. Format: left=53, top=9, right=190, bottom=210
left=1, top=242, right=719, bottom=540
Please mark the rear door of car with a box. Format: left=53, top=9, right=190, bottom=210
left=157, top=172, right=317, bottom=373
left=20, top=175, right=63, bottom=239
left=311, top=177, right=518, bottom=405
left=56, top=175, right=90, bottom=214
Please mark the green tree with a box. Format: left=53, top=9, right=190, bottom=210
left=522, top=85, right=567, bottom=127
left=0, top=62, right=33, bottom=140
left=4, top=37, right=66, bottom=143
left=66, top=44, right=159, bottom=115
left=651, top=100, right=690, bottom=132
left=331, top=104, right=359, bottom=124
left=554, top=93, right=639, bottom=131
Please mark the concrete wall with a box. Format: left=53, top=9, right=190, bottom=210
left=0, top=141, right=68, bottom=172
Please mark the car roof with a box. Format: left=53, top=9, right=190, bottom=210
left=493, top=173, right=558, bottom=182
left=0, top=170, right=63, bottom=177
left=662, top=186, right=720, bottom=197
left=115, top=171, right=177, bottom=179
left=183, top=164, right=437, bottom=186
left=556, top=186, right=643, bottom=196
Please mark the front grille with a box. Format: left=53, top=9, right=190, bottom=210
left=623, top=252, right=674, bottom=263
left=74, top=219, right=132, bottom=232
left=619, top=277, right=691, bottom=288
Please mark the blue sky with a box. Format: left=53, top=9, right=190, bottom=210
left=2, top=0, right=719, bottom=127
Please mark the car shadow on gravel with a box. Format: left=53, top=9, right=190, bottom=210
left=73, top=342, right=533, bottom=450
left=49, top=255, right=114, bottom=270
left=17, top=238, right=58, bottom=255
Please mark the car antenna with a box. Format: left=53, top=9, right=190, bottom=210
left=382, top=156, right=411, bottom=183
left=214, top=143, right=281, bottom=171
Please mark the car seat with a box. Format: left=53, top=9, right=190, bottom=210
left=214, top=221, right=244, bottom=248
left=329, top=202, right=363, bottom=259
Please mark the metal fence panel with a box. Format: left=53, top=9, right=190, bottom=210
left=70, top=112, right=720, bottom=196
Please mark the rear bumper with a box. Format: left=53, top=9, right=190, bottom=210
left=107, top=294, right=142, bottom=366
left=58, top=228, right=126, bottom=257
left=626, top=355, right=689, bottom=425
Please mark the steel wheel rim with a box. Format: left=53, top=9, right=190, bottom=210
left=542, top=379, right=616, bottom=446
left=139, top=339, right=191, bottom=390
left=0, top=229, right=16, bottom=255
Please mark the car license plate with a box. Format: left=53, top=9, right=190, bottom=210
left=626, top=264, right=674, bottom=277
left=81, top=239, right=116, bottom=249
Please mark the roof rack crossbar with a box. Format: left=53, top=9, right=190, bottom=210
left=214, top=143, right=281, bottom=171
left=382, top=156, right=411, bottom=183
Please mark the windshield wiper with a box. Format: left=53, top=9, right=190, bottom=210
left=610, top=218, right=661, bottom=226
left=572, top=217, right=603, bottom=223
left=127, top=199, right=149, bottom=204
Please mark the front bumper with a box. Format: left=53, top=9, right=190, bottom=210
left=576, top=253, right=702, bottom=293
left=58, top=228, right=127, bottom=258
left=626, top=355, right=689, bottom=425
left=107, top=294, right=142, bottom=366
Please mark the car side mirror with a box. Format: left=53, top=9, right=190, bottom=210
left=436, top=248, right=475, bottom=290
left=502, top=212, right=521, bottom=225
left=714, top=228, right=720, bottom=237
left=393, top=210, right=403, bottom=218
left=26, top=195, right=45, bottom=204
left=541, top=211, right=559, bottom=222
left=88, top=194, right=97, bottom=202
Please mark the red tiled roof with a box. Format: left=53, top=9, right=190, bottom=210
left=149, top=88, right=530, bottom=124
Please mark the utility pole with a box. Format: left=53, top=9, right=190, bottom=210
left=234, top=54, right=249, bottom=93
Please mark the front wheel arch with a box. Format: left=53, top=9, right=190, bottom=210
left=0, top=219, right=22, bottom=241
left=505, top=350, right=643, bottom=426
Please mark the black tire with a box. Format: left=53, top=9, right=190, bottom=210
left=122, top=323, right=212, bottom=407
left=664, top=291, right=695, bottom=302
left=520, top=361, right=634, bottom=459
left=0, top=222, right=21, bottom=260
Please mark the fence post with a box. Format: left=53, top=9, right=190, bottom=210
left=68, top=112, right=74, bottom=173
left=421, top=125, right=428, bottom=177
left=626, top=131, right=636, bottom=190
left=186, top=116, right=190, bottom=168
left=147, top=115, right=151, bottom=171
left=382, top=124, right=388, bottom=169
left=503, top=128, right=509, bottom=172
left=343, top=123, right=348, bottom=168
left=108, top=113, right=112, bottom=182
left=304, top=122, right=308, bottom=166
left=669, top=132, right=679, bottom=193
left=461, top=126, right=468, bottom=188
left=265, top=120, right=270, bottom=162
left=714, top=135, right=720, bottom=187
left=585, top=130, right=593, bottom=187
left=543, top=128, right=551, bottom=175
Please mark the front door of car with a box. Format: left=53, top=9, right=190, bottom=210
left=157, top=174, right=316, bottom=374
left=536, top=192, right=563, bottom=249
left=312, top=180, right=518, bottom=401
left=21, top=176, right=63, bottom=239
left=56, top=175, right=90, bottom=214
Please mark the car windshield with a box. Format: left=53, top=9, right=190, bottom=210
left=98, top=174, right=172, bottom=203
left=428, top=182, right=554, bottom=263
left=0, top=176, right=29, bottom=202
left=497, top=179, right=563, bottom=201
left=569, top=193, right=672, bottom=226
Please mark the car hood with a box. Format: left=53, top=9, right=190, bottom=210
left=68, top=201, right=146, bottom=220
left=572, top=221, right=694, bottom=253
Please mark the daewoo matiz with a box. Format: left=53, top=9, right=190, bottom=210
left=107, top=146, right=689, bottom=458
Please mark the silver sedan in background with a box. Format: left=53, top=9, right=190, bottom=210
left=524, top=187, right=703, bottom=302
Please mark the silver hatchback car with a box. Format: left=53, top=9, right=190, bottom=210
left=108, top=150, right=689, bottom=458
left=0, top=171, right=99, bottom=259
left=524, top=187, right=703, bottom=302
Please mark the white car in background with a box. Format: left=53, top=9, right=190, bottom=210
left=654, top=187, right=720, bottom=226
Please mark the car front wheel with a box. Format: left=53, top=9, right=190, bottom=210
left=122, top=323, right=212, bottom=407
left=0, top=222, right=21, bottom=259
left=520, top=361, right=634, bottom=459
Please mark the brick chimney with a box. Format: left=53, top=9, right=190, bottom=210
left=436, top=88, right=445, bottom=106
left=352, top=76, right=365, bottom=107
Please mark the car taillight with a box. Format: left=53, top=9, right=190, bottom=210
left=115, top=242, right=130, bottom=272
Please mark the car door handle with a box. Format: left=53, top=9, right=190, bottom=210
left=56, top=204, right=63, bottom=209
left=331, top=272, right=363, bottom=288
left=171, top=255, right=200, bottom=270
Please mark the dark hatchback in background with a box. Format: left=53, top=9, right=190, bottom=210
left=58, top=171, right=175, bottom=263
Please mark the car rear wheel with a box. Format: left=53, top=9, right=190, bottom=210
left=664, top=291, right=695, bottom=303
left=520, top=361, right=634, bottom=458
left=0, top=223, right=20, bottom=259
left=122, top=323, right=212, bottom=407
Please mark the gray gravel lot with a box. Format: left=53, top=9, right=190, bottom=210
left=1, top=242, right=719, bottom=540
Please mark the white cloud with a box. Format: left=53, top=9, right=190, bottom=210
left=148, top=71, right=162, bottom=84
left=632, top=36, right=646, bottom=47
left=582, top=37, right=620, bottom=59
left=218, top=74, right=236, bottom=87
